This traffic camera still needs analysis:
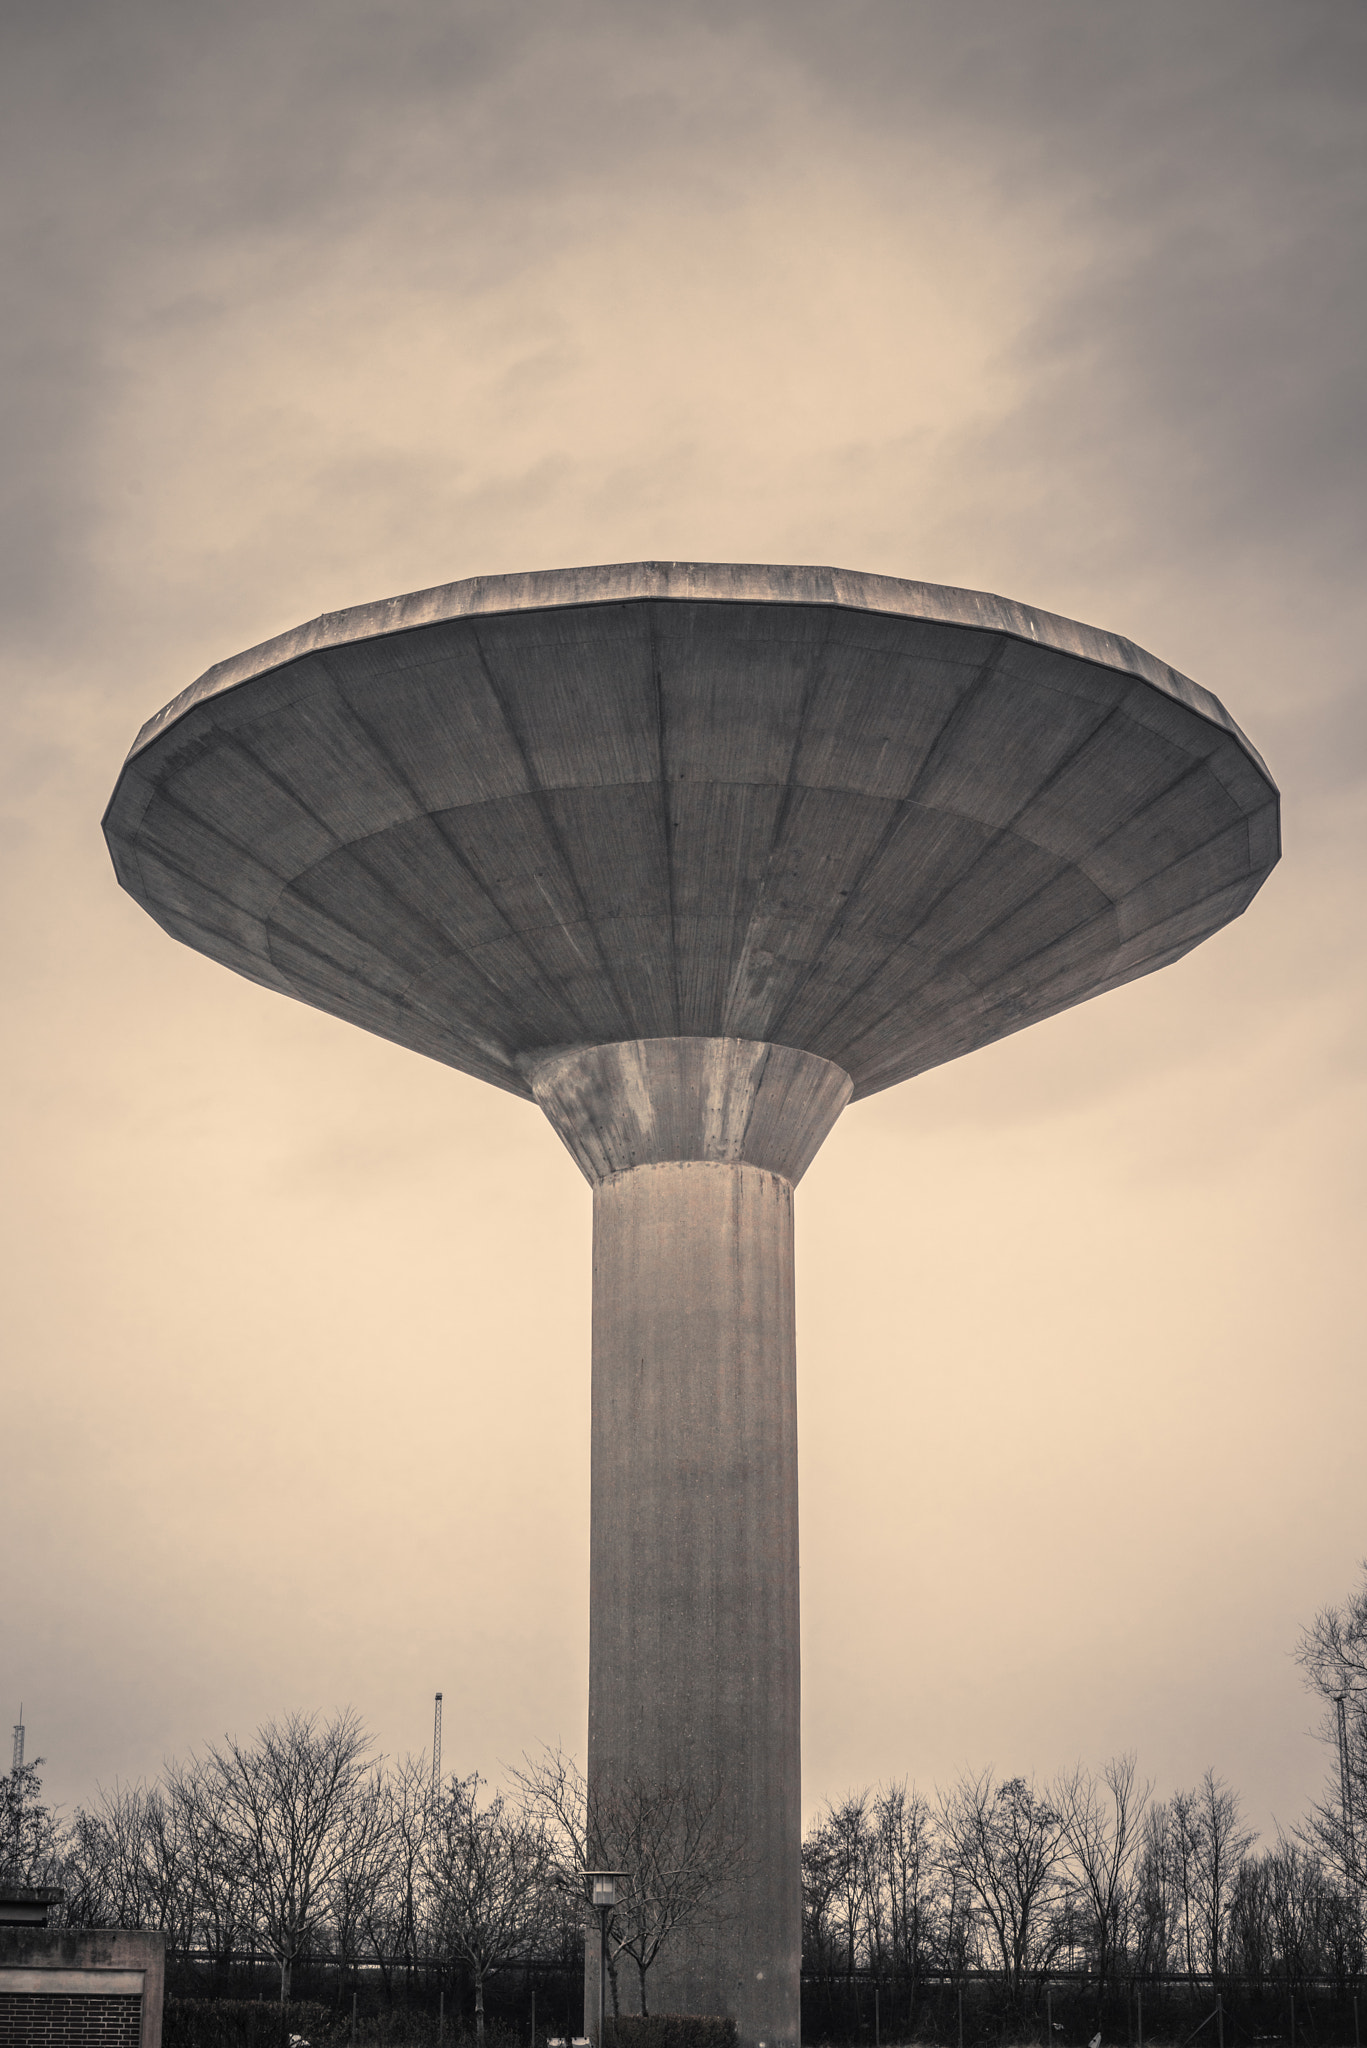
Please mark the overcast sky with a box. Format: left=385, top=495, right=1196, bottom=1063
left=2, top=0, right=1364, bottom=1847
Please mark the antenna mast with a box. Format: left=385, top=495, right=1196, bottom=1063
left=1335, top=1693, right=1356, bottom=1871
left=432, top=1691, right=442, bottom=1805
left=11, top=1705, right=23, bottom=1775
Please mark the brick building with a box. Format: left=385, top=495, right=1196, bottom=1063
left=0, top=1892, right=163, bottom=2048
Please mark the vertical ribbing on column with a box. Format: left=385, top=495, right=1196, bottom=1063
left=524, top=1039, right=851, bottom=2048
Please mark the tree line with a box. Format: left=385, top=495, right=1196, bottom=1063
left=802, top=1760, right=1360, bottom=2015
left=803, top=1572, right=1367, bottom=2019
left=2, top=1569, right=1363, bottom=2026
left=0, top=1724, right=736, bottom=2029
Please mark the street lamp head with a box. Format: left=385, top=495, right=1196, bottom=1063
left=589, top=1873, right=620, bottom=1909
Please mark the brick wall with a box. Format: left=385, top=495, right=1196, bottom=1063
left=0, top=1991, right=144, bottom=2045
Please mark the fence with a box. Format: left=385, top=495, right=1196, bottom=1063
left=156, top=1957, right=1367, bottom=2048
left=797, top=1970, right=1367, bottom=2048
left=164, top=1953, right=586, bottom=2038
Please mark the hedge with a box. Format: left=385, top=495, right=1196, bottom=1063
left=163, top=2001, right=340, bottom=2047
left=603, top=2016, right=737, bottom=2048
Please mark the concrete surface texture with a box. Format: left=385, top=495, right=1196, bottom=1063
left=533, top=1038, right=850, bottom=2048
left=103, top=561, right=1279, bottom=1103
left=103, top=562, right=1280, bottom=2048
left=0, top=1928, right=165, bottom=2048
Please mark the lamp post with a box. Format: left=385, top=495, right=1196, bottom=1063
left=586, top=1871, right=625, bottom=2047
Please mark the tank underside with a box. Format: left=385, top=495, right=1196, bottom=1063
left=103, top=563, right=1279, bottom=1102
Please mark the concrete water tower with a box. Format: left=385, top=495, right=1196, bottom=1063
left=104, top=562, right=1278, bottom=2047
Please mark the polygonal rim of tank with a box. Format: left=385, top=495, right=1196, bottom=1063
left=110, top=559, right=1277, bottom=793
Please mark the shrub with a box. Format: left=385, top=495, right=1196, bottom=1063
left=164, top=2000, right=341, bottom=2047
left=604, top=2017, right=737, bottom=2048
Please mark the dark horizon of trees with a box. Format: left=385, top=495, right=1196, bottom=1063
left=800, top=1762, right=1362, bottom=2013
left=2, top=1570, right=1363, bottom=2018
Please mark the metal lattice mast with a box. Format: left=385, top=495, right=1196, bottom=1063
left=432, top=1691, right=442, bottom=1805
left=11, top=1706, right=23, bottom=1775
left=1336, top=1693, right=1356, bottom=1870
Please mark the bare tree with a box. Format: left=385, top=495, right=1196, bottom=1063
left=1, top=1759, right=63, bottom=1887
left=1194, top=1771, right=1254, bottom=1977
left=813, top=1792, right=874, bottom=1996
left=1227, top=1847, right=1275, bottom=1987
left=426, top=1772, right=552, bottom=2045
left=1311, top=1858, right=1367, bottom=1991
left=940, top=1863, right=976, bottom=1983
left=938, top=1772, right=1064, bottom=2010
left=589, top=1774, right=746, bottom=2017
left=872, top=1781, right=936, bottom=1995
left=1297, top=1566, right=1367, bottom=1698
left=327, top=1764, right=393, bottom=2004
left=168, top=1754, right=251, bottom=1972
left=513, top=1746, right=748, bottom=2018
left=1132, top=1801, right=1181, bottom=1979
left=1166, top=1773, right=1254, bottom=1978
left=1230, top=1838, right=1363, bottom=1991
left=1297, top=1564, right=1367, bottom=1892
left=509, top=1746, right=600, bottom=1990
left=65, top=1777, right=208, bottom=1955
left=1056, top=1754, right=1149, bottom=2008
left=142, top=1777, right=204, bottom=1958
left=203, top=1708, right=376, bottom=2002
left=510, top=1744, right=588, bottom=1887
left=361, top=1753, right=430, bottom=2004
left=802, top=1810, right=846, bottom=2001
left=63, top=1783, right=157, bottom=1928
left=1171, top=1787, right=1206, bottom=1980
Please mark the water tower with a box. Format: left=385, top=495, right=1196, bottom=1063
left=104, top=562, right=1278, bottom=2046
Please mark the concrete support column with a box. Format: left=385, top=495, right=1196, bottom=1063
left=525, top=1039, right=853, bottom=2048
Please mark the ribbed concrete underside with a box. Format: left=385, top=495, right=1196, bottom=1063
left=102, top=563, right=1279, bottom=1102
